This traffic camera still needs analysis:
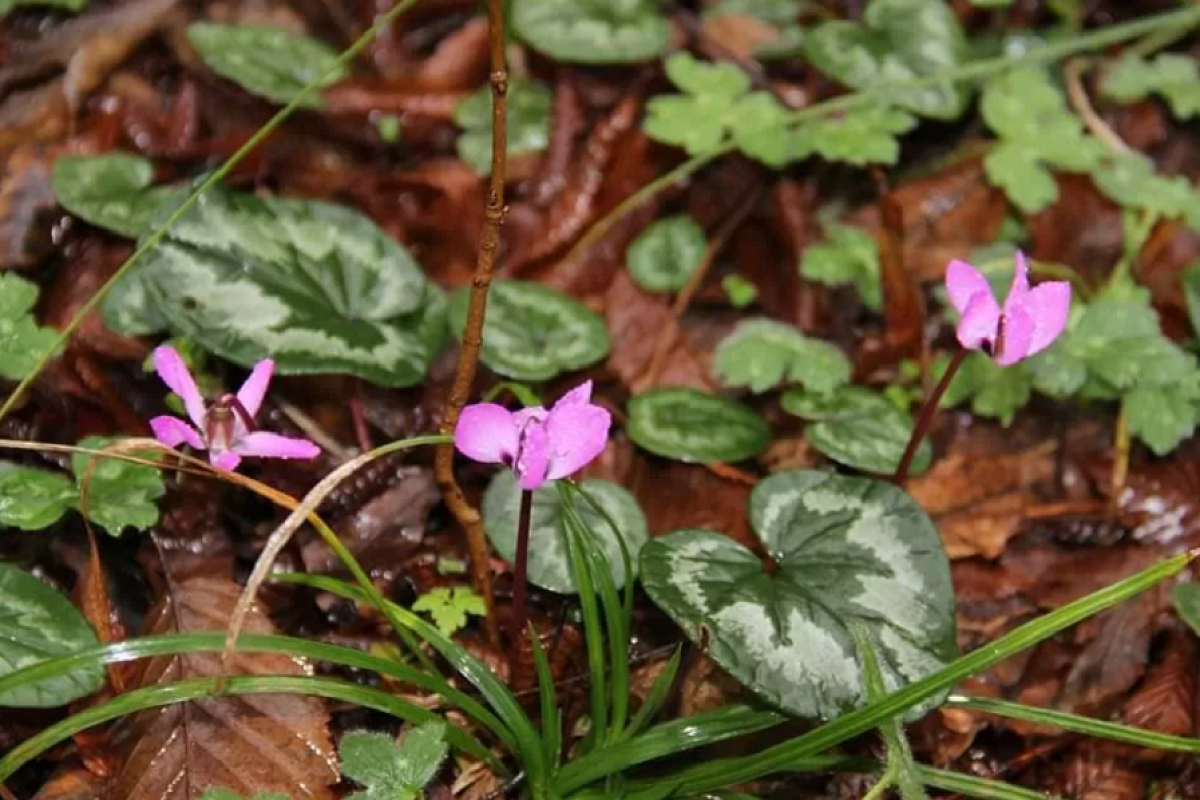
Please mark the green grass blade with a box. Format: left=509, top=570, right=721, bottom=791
left=530, top=627, right=562, bottom=769
left=854, top=625, right=925, bottom=800
left=622, top=646, right=683, bottom=741
left=916, top=766, right=1059, bottom=800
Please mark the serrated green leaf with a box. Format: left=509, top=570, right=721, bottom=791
left=644, top=94, right=732, bottom=155
left=1024, top=340, right=1087, bottom=397
left=1101, top=53, right=1200, bottom=120
left=447, top=280, right=609, bottom=381
left=482, top=472, right=647, bottom=594
left=940, top=352, right=1032, bottom=426
left=1182, top=259, right=1200, bottom=339
left=782, top=386, right=930, bottom=475
left=0, top=465, right=75, bottom=530
left=1173, top=583, right=1200, bottom=638
left=71, top=436, right=164, bottom=535
left=983, top=142, right=1061, bottom=214
left=0, top=0, right=84, bottom=14
left=722, top=274, right=759, bottom=308
left=800, top=224, right=882, bottom=309
left=51, top=153, right=185, bottom=237
left=512, top=0, right=669, bottom=64
left=713, top=318, right=851, bottom=395
left=0, top=272, right=38, bottom=319
left=728, top=92, right=792, bottom=166
left=1125, top=381, right=1200, bottom=456
left=1090, top=152, right=1200, bottom=228
left=639, top=470, right=956, bottom=720
left=187, top=23, right=347, bottom=107
left=104, top=188, right=446, bottom=387
left=803, top=0, right=968, bottom=119
left=340, top=723, right=448, bottom=800
left=455, top=79, right=552, bottom=175
left=627, top=215, right=706, bottom=293
left=412, top=586, right=488, bottom=636
left=665, top=51, right=751, bottom=99
left=0, top=274, right=62, bottom=381
left=0, top=563, right=104, bottom=708
left=627, top=388, right=770, bottom=463
left=791, top=104, right=917, bottom=166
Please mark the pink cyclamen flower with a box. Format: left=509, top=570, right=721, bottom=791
left=945, top=252, right=1071, bottom=366
left=148, top=346, right=320, bottom=471
left=455, top=381, right=612, bottom=491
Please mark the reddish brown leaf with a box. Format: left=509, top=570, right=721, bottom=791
left=0, top=142, right=60, bottom=271
left=1060, top=741, right=1145, bottom=800
left=1056, top=591, right=1159, bottom=717
left=1122, top=629, right=1198, bottom=743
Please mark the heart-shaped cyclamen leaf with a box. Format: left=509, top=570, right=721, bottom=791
left=0, top=563, right=105, bottom=707
left=783, top=386, right=931, bottom=475
left=51, top=153, right=185, bottom=237
left=513, top=0, right=670, bottom=64
left=640, top=470, right=956, bottom=720
left=448, top=280, right=609, bottom=381
left=626, top=215, right=706, bottom=293
left=103, top=189, right=446, bottom=387
left=627, top=388, right=770, bottom=463
left=455, top=78, right=552, bottom=175
left=483, top=471, right=648, bottom=594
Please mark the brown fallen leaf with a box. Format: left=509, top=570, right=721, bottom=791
left=629, top=456, right=755, bottom=551
left=1055, top=591, right=1159, bottom=717
left=1059, top=741, right=1145, bottom=800
left=0, top=142, right=61, bottom=271
left=1121, top=628, right=1197, bottom=745
left=99, top=576, right=338, bottom=800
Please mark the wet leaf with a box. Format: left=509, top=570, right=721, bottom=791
left=0, top=272, right=61, bottom=380
left=71, top=436, right=165, bottom=536
left=791, top=104, right=917, bottom=166
left=454, top=78, right=552, bottom=175
left=803, top=0, right=969, bottom=119
left=0, top=464, right=75, bottom=530
left=104, top=188, right=446, bottom=387
left=187, top=23, right=347, bottom=107
left=340, top=724, right=448, bottom=800
left=640, top=470, right=956, bottom=720
left=448, top=280, right=609, bottom=381
left=627, top=387, right=771, bottom=463
left=626, top=214, right=706, bottom=294
left=482, top=471, right=648, bottom=593
left=0, top=562, right=105, bottom=708
left=783, top=385, right=930, bottom=475
left=512, top=0, right=669, bottom=64
left=50, top=153, right=184, bottom=237
left=713, top=318, right=851, bottom=395
left=1101, top=53, right=1200, bottom=120
left=800, top=224, right=882, bottom=309
left=412, top=587, right=488, bottom=636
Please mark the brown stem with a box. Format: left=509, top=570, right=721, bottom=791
left=509, top=488, right=534, bottom=677
left=893, top=348, right=967, bottom=484
left=348, top=379, right=374, bottom=453
left=434, top=0, right=508, bottom=646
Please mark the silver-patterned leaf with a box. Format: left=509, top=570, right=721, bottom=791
left=51, top=153, right=185, bottom=237
left=640, top=470, right=956, bottom=720
left=513, top=0, right=670, bottom=65
left=626, top=387, right=770, bottom=463
left=782, top=386, right=931, bottom=475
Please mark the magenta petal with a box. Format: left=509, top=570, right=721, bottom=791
left=210, top=449, right=242, bottom=471
left=149, top=416, right=205, bottom=450
left=236, top=359, right=274, bottom=418
left=955, top=291, right=1001, bottom=351
left=945, top=260, right=992, bottom=315
left=553, top=381, right=594, bottom=410
left=995, top=302, right=1035, bottom=366
left=1003, top=251, right=1031, bottom=305
left=235, top=432, right=321, bottom=460
left=1014, top=281, right=1071, bottom=356
left=545, top=403, right=612, bottom=481
left=515, top=424, right=550, bottom=490
left=153, top=346, right=207, bottom=429
left=455, top=404, right=519, bottom=465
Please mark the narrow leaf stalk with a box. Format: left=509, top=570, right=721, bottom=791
left=509, top=488, right=535, bottom=675
left=894, top=348, right=966, bottom=482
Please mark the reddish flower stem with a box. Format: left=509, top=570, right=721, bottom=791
left=509, top=489, right=534, bottom=673
left=893, top=348, right=967, bottom=484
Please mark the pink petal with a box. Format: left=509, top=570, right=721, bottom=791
left=234, top=431, right=321, bottom=460
left=945, top=260, right=992, bottom=315
left=1012, top=281, right=1071, bottom=356
left=153, top=346, right=207, bottom=430
left=1003, top=251, right=1031, bottom=307
left=545, top=403, right=612, bottom=481
left=149, top=415, right=205, bottom=450
left=515, top=424, right=550, bottom=490
left=455, top=404, right=519, bottom=465
left=211, top=449, right=242, bottom=471
left=995, top=302, right=1035, bottom=366
left=955, top=291, right=1001, bottom=351
left=552, top=381, right=594, bottom=410
left=236, top=359, right=274, bottom=419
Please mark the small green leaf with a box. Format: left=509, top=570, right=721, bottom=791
left=727, top=93, right=793, bottom=167
left=0, top=274, right=61, bottom=381
left=940, top=352, right=1032, bottom=426
left=483, top=472, right=647, bottom=594
left=1182, top=259, right=1200, bottom=339
left=627, top=388, right=771, bottom=463
left=187, top=23, right=347, bottom=107
left=412, top=587, right=488, bottom=636
left=783, top=386, right=930, bottom=475
left=71, top=436, right=165, bottom=535
left=639, top=470, right=956, bottom=720
left=1124, top=380, right=1200, bottom=456
left=1173, top=583, right=1200, bottom=638
left=627, top=215, right=706, bottom=293
left=1090, top=152, right=1200, bottom=229
left=1101, top=53, right=1200, bottom=121
left=340, top=723, right=448, bottom=800
left=513, top=0, right=669, bottom=64
left=51, top=153, right=184, bottom=237
left=722, top=274, right=759, bottom=308
left=713, top=318, right=851, bottom=395
left=447, top=280, right=609, bottom=381
left=0, top=465, right=76, bottom=530
left=0, top=0, right=84, bottom=14
left=665, top=51, right=751, bottom=98
left=0, top=563, right=105, bottom=708
left=983, top=142, right=1061, bottom=214
left=800, top=224, right=882, bottom=309
left=791, top=104, right=917, bottom=166
left=803, top=0, right=969, bottom=119
left=455, top=79, right=552, bottom=175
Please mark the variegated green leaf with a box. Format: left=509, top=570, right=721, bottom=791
left=640, top=470, right=956, bottom=720
left=783, top=386, right=930, bottom=475
left=627, top=388, right=770, bottom=463
left=513, top=0, right=670, bottom=64
left=51, top=153, right=185, bottom=237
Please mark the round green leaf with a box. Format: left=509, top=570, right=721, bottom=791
left=627, top=388, right=770, bottom=463
left=455, top=79, right=552, bottom=175
left=513, top=0, right=670, bottom=64
left=713, top=318, right=851, bottom=395
left=103, top=189, right=446, bottom=387
left=782, top=387, right=931, bottom=475
left=447, top=280, right=609, bottom=381
left=51, top=153, right=185, bottom=238
left=0, top=465, right=75, bottom=531
left=482, top=471, right=648, bottom=594
left=639, top=470, right=956, bottom=720
left=626, top=215, right=706, bottom=293
left=187, top=23, right=347, bottom=107
left=0, top=562, right=105, bottom=708
left=72, top=436, right=165, bottom=536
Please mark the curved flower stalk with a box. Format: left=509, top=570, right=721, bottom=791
left=149, top=346, right=320, bottom=472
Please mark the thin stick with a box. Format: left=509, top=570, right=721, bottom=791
left=508, top=489, right=534, bottom=676
left=893, top=348, right=967, bottom=483
left=434, top=0, right=508, bottom=646
left=1063, top=58, right=1132, bottom=155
